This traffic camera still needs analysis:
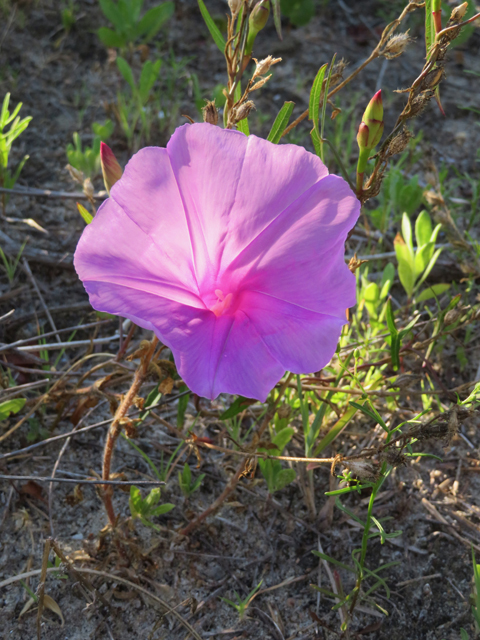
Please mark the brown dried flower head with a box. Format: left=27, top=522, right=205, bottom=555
left=233, top=100, right=255, bottom=123
left=382, top=32, right=411, bottom=59
left=253, top=55, right=281, bottom=79
left=202, top=100, right=219, bottom=126
left=228, top=0, right=242, bottom=16
left=348, top=254, right=368, bottom=274
left=450, top=2, right=468, bottom=22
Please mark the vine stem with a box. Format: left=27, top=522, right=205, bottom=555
left=102, top=335, right=158, bottom=526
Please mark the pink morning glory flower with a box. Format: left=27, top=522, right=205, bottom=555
left=74, top=123, right=360, bottom=401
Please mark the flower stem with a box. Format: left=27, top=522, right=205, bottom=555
left=102, top=335, right=158, bottom=527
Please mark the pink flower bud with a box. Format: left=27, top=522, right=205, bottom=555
left=100, top=142, right=123, bottom=194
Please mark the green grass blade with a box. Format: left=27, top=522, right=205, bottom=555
left=267, top=101, right=294, bottom=144
left=197, top=0, right=226, bottom=53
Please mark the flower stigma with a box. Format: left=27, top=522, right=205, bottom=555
left=210, top=289, right=234, bottom=317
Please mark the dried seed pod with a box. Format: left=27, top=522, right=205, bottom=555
left=382, top=32, right=411, bottom=59
left=233, top=100, right=255, bottom=123
left=202, top=100, right=219, bottom=126
left=444, top=308, right=462, bottom=325
left=253, top=55, right=281, bottom=79
left=450, top=2, right=468, bottom=23
left=343, top=458, right=380, bottom=482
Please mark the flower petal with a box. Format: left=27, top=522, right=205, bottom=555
left=240, top=291, right=345, bottom=373
left=227, top=174, right=359, bottom=315
left=74, top=198, right=203, bottom=308
left=109, top=145, right=198, bottom=289
left=82, top=278, right=283, bottom=401
left=166, top=123, right=328, bottom=286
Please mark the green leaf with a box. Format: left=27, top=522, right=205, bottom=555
left=401, top=212, right=414, bottom=253
left=267, top=101, right=294, bottom=144
left=76, top=202, right=93, bottom=225
left=274, top=468, right=296, bottom=491
left=236, top=117, right=250, bottom=136
left=416, top=283, right=450, bottom=302
left=415, top=246, right=443, bottom=290
left=425, top=0, right=435, bottom=59
left=197, top=0, right=226, bottom=53
left=386, top=299, right=401, bottom=370
left=0, top=398, right=26, bottom=420
left=99, top=0, right=124, bottom=32
left=271, top=0, right=282, bottom=39
left=312, top=550, right=355, bottom=573
left=151, top=503, right=175, bottom=516
left=271, top=426, right=295, bottom=453
left=415, top=210, right=433, bottom=248
left=308, top=63, right=327, bottom=139
left=139, top=59, right=162, bottom=104
left=313, top=404, right=357, bottom=457
left=136, top=2, right=174, bottom=42
left=97, top=27, right=126, bottom=48
left=117, top=56, right=136, bottom=91
left=220, top=396, right=257, bottom=420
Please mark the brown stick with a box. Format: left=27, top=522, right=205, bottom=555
left=36, top=538, right=51, bottom=640
left=102, top=336, right=159, bottom=526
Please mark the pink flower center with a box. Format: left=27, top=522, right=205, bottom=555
left=210, top=289, right=234, bottom=317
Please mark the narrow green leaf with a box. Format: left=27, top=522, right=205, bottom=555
left=308, top=63, right=327, bottom=138
left=117, top=56, right=136, bottom=91
left=313, top=404, right=357, bottom=457
left=425, top=0, right=434, bottom=58
left=267, top=101, right=295, bottom=144
left=271, top=0, right=282, bottom=40
left=220, top=396, right=256, bottom=420
left=312, top=550, right=355, bottom=573
left=76, top=202, right=93, bottom=225
left=319, top=54, right=336, bottom=161
left=197, top=0, right=226, bottom=53
left=416, top=283, right=450, bottom=303
left=236, top=117, right=250, bottom=135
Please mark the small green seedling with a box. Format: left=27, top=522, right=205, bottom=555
left=359, top=262, right=395, bottom=321
left=98, top=0, right=174, bottom=52
left=257, top=426, right=296, bottom=494
left=178, top=462, right=205, bottom=498
left=115, top=57, right=162, bottom=146
left=0, top=93, right=32, bottom=210
left=129, top=485, right=174, bottom=531
left=0, top=240, right=27, bottom=285
left=66, top=120, right=114, bottom=178
left=394, top=210, right=444, bottom=300
left=220, top=580, right=263, bottom=621
left=470, top=546, right=480, bottom=635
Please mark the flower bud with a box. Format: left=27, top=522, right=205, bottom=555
left=245, top=0, right=270, bottom=55
left=358, top=90, right=384, bottom=150
left=100, top=142, right=123, bottom=194
left=356, top=90, right=384, bottom=194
